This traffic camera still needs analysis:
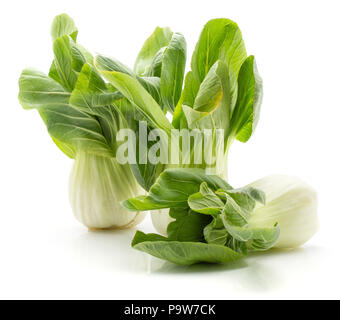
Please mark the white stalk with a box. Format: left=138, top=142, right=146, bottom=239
left=248, top=175, right=319, bottom=248
left=69, top=151, right=145, bottom=229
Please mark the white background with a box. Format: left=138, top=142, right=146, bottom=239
left=0, top=0, right=339, bottom=299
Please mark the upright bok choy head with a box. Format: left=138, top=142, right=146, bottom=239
left=18, top=14, right=149, bottom=229
left=172, top=18, right=263, bottom=179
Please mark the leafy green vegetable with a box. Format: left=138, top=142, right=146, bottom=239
left=18, top=13, right=148, bottom=229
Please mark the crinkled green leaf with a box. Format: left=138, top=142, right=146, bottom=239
left=216, top=186, right=265, bottom=212
left=203, top=216, right=228, bottom=245
left=223, top=195, right=250, bottom=227
left=221, top=214, right=279, bottom=251
left=188, top=182, right=224, bottom=215
left=167, top=207, right=212, bottom=242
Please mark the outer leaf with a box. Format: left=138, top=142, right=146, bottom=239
left=38, top=104, right=113, bottom=157
left=51, top=13, right=78, bottom=42
left=134, top=27, right=173, bottom=76
left=188, top=182, right=224, bottom=215
left=219, top=22, right=247, bottom=111
left=167, top=207, right=212, bottom=242
left=132, top=231, right=243, bottom=266
left=19, top=68, right=70, bottom=109
left=191, top=19, right=233, bottom=82
left=160, top=33, right=187, bottom=113
left=230, top=55, right=263, bottom=142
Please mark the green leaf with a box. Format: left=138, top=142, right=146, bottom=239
left=219, top=22, right=247, bottom=112
left=188, top=182, right=225, bottom=215
left=203, top=216, right=228, bottom=245
left=52, top=35, right=79, bottom=90
left=18, top=68, right=70, bottom=110
left=221, top=214, right=280, bottom=251
left=132, top=231, right=243, bottom=266
left=95, top=54, right=161, bottom=105
left=122, top=168, right=231, bottom=211
left=51, top=13, right=78, bottom=42
left=134, top=27, right=173, bottom=76
left=230, top=55, right=263, bottom=142
left=148, top=168, right=231, bottom=208
left=130, top=124, right=165, bottom=191
left=69, top=63, right=126, bottom=153
left=121, top=195, right=167, bottom=211
left=70, top=63, right=109, bottom=107
left=193, top=62, right=223, bottom=113
left=95, top=68, right=172, bottom=134
left=191, top=19, right=233, bottom=82
left=167, top=207, right=212, bottom=242
left=174, top=19, right=247, bottom=137
left=216, top=186, right=266, bottom=212
left=18, top=68, right=79, bottom=158
left=248, top=224, right=280, bottom=251
left=147, top=47, right=165, bottom=77
left=172, top=71, right=199, bottom=129
left=51, top=137, right=76, bottom=158
left=160, top=33, right=187, bottom=113
left=38, top=103, right=113, bottom=157
left=223, top=195, right=250, bottom=227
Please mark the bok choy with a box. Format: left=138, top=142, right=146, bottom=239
left=18, top=14, right=149, bottom=229
left=122, top=169, right=318, bottom=265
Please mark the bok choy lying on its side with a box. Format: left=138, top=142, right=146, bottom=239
left=122, top=169, right=318, bottom=265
